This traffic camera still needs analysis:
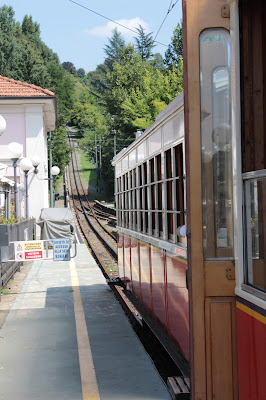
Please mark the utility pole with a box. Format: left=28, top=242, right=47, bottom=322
left=111, top=130, right=117, bottom=206
left=99, top=134, right=102, bottom=193
left=95, top=132, right=99, bottom=190
left=49, top=132, right=53, bottom=207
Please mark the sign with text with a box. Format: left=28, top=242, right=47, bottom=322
left=53, top=238, right=71, bottom=261
left=15, top=240, right=43, bottom=261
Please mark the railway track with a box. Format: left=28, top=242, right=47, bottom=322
left=68, top=137, right=117, bottom=270
left=67, top=136, right=144, bottom=321
left=66, top=136, right=182, bottom=385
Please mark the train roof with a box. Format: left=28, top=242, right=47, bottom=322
left=112, top=91, right=184, bottom=173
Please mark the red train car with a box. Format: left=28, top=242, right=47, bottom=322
left=114, top=1, right=266, bottom=399
left=113, top=94, right=189, bottom=366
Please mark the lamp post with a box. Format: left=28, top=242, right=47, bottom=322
left=31, top=155, right=41, bottom=175
left=8, top=142, right=23, bottom=219
left=20, top=158, right=33, bottom=220
left=51, top=166, right=60, bottom=207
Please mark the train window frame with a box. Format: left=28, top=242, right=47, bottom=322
left=115, top=142, right=186, bottom=247
left=200, top=28, right=233, bottom=260
left=242, top=170, right=266, bottom=296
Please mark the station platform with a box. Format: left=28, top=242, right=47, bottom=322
left=0, top=243, right=171, bottom=400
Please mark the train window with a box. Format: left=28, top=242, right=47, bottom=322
left=243, top=173, right=266, bottom=293
left=157, top=154, right=163, bottom=235
left=133, top=169, right=137, bottom=228
left=175, top=145, right=184, bottom=228
left=150, top=159, right=156, bottom=231
left=116, top=144, right=185, bottom=247
left=125, top=173, right=129, bottom=229
left=200, top=29, right=233, bottom=259
left=240, top=1, right=266, bottom=296
left=166, top=149, right=173, bottom=239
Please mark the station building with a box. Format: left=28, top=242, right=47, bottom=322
left=0, top=75, right=57, bottom=227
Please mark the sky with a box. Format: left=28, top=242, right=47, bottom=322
left=3, top=0, right=182, bottom=72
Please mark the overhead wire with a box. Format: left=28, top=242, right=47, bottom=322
left=67, top=0, right=168, bottom=47
left=153, top=0, right=179, bottom=43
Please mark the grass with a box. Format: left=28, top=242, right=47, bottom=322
left=77, top=148, right=111, bottom=202
left=1, top=279, right=12, bottom=295
left=78, top=150, right=97, bottom=186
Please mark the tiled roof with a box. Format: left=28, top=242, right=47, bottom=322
left=0, top=75, right=55, bottom=97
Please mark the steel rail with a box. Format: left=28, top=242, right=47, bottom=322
left=69, top=137, right=117, bottom=242
left=68, top=137, right=117, bottom=259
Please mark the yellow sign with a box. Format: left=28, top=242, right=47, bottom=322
left=24, top=241, right=42, bottom=251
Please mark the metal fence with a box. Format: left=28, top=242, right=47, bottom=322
left=0, top=218, right=36, bottom=292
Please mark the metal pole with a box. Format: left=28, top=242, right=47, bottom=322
left=49, top=131, right=53, bottom=207
left=63, top=170, right=67, bottom=207
left=53, top=177, right=56, bottom=208
left=12, top=159, right=18, bottom=219
left=114, top=133, right=117, bottom=157
left=5, top=188, right=10, bottom=219
left=25, top=171, right=29, bottom=219
left=114, top=134, right=116, bottom=207
left=95, top=133, right=98, bottom=189
left=99, top=134, right=102, bottom=193
left=7, top=188, right=10, bottom=219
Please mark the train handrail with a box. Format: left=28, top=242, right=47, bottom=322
left=242, top=169, right=266, bottom=180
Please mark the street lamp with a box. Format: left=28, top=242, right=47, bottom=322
left=20, top=158, right=33, bottom=220
left=0, top=115, right=7, bottom=136
left=51, top=166, right=60, bottom=207
left=31, top=155, right=41, bottom=174
left=8, top=142, right=23, bottom=219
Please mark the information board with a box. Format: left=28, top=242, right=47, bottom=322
left=14, top=241, right=43, bottom=261
left=53, top=238, right=71, bottom=261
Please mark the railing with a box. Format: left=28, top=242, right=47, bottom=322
left=0, top=218, right=36, bottom=292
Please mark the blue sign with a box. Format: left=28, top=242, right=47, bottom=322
left=53, top=238, right=71, bottom=261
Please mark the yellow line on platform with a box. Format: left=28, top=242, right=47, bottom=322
left=70, top=258, right=100, bottom=400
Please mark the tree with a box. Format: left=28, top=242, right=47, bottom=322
left=134, top=24, right=155, bottom=61
left=104, top=45, right=183, bottom=135
left=62, top=61, right=75, bottom=72
left=77, top=68, right=85, bottom=78
left=164, top=21, right=183, bottom=69
left=51, top=126, right=72, bottom=175
left=104, top=28, right=126, bottom=70
left=21, top=15, right=40, bottom=37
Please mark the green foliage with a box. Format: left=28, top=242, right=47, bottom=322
left=134, top=25, right=155, bottom=61
left=0, top=4, right=184, bottom=194
left=0, top=214, right=24, bottom=226
left=77, top=68, right=85, bottom=78
left=104, top=28, right=126, bottom=70
left=104, top=46, right=183, bottom=135
left=164, top=21, right=183, bottom=70
left=51, top=126, right=72, bottom=174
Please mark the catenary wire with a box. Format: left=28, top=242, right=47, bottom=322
left=153, top=0, right=179, bottom=43
left=67, top=0, right=168, bottom=47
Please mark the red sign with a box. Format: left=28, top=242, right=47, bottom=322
left=25, top=251, right=43, bottom=260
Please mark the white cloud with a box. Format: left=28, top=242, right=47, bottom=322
left=85, top=18, right=150, bottom=39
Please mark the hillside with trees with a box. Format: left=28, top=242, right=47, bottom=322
left=0, top=4, right=183, bottom=194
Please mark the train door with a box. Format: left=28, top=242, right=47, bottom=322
left=183, top=1, right=238, bottom=399
left=234, top=1, right=266, bottom=399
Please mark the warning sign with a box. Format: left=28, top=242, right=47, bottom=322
left=14, top=241, right=44, bottom=261
left=24, top=242, right=42, bottom=251
left=53, top=238, right=70, bottom=261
